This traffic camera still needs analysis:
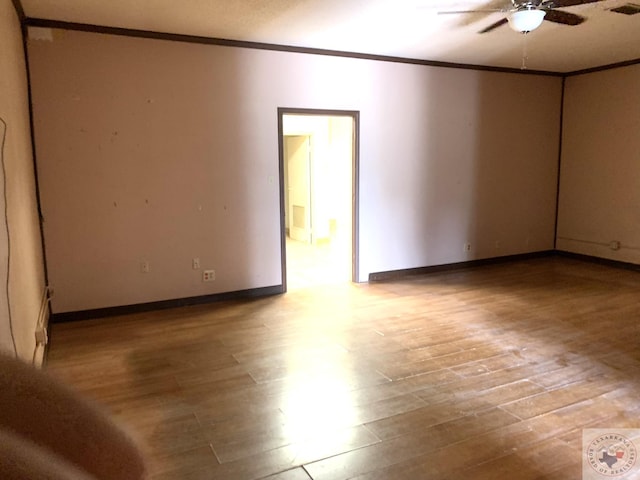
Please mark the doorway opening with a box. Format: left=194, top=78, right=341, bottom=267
left=278, top=109, right=359, bottom=291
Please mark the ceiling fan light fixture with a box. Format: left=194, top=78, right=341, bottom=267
left=507, top=9, right=546, bottom=33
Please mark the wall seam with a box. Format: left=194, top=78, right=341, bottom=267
left=553, top=76, right=566, bottom=250
left=18, top=10, right=49, bottom=288
left=14, top=0, right=51, bottom=362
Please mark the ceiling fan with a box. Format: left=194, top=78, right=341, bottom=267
left=439, top=0, right=604, bottom=34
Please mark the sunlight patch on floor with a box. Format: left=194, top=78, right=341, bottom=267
left=286, top=236, right=351, bottom=290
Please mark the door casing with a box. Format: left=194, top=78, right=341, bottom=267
left=277, top=108, right=360, bottom=291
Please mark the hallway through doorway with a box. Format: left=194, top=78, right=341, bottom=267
left=279, top=110, right=358, bottom=290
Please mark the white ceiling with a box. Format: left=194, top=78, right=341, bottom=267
left=20, top=0, right=640, bottom=73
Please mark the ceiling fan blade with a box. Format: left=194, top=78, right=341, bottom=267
left=479, top=17, right=509, bottom=32
left=543, top=8, right=586, bottom=25
left=546, top=0, right=602, bottom=7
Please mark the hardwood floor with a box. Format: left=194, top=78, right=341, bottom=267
left=45, top=257, right=640, bottom=479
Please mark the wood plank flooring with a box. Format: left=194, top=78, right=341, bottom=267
left=45, top=257, right=640, bottom=479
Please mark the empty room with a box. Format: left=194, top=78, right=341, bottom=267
left=1, top=0, right=640, bottom=478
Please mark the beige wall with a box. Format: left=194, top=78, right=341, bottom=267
left=0, top=0, right=47, bottom=362
left=557, top=65, right=640, bottom=263
left=27, top=29, right=562, bottom=314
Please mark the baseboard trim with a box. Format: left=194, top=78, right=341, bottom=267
left=554, top=250, right=640, bottom=272
left=368, top=251, right=556, bottom=281
left=51, top=285, right=284, bottom=323
left=50, top=250, right=640, bottom=322
left=369, top=249, right=640, bottom=282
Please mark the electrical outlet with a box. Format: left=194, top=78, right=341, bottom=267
left=141, top=261, right=150, bottom=273
left=193, top=257, right=200, bottom=269
left=463, top=243, right=471, bottom=252
left=203, top=270, right=215, bottom=282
